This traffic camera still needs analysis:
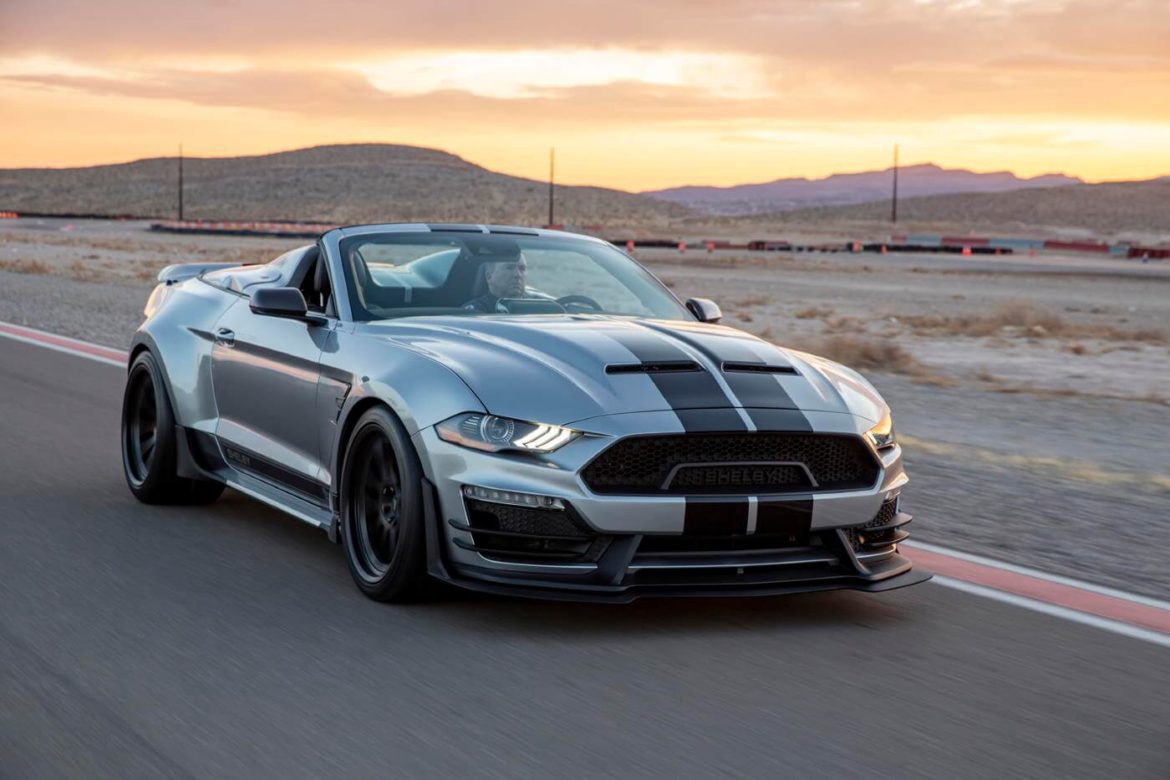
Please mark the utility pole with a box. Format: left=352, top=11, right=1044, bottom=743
left=178, top=143, right=184, bottom=221
left=548, top=147, right=555, bottom=227
left=891, top=143, right=899, bottom=224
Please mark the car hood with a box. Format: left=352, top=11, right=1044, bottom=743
left=360, top=316, right=888, bottom=426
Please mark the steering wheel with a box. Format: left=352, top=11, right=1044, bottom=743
left=556, top=294, right=604, bottom=312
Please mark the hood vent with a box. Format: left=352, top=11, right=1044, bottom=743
left=606, top=361, right=702, bottom=375
left=722, top=362, right=798, bottom=375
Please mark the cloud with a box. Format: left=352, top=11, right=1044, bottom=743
left=2, top=0, right=1170, bottom=182
left=349, top=49, right=771, bottom=100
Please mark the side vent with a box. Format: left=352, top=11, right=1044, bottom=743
left=606, top=361, right=702, bottom=374
left=722, top=362, right=798, bottom=375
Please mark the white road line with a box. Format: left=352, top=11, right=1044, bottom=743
left=933, top=576, right=1170, bottom=650
left=906, top=541, right=1170, bottom=612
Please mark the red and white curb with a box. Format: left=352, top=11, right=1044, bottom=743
left=0, top=322, right=126, bottom=367
left=2, top=320, right=1168, bottom=647
left=906, top=543, right=1170, bottom=648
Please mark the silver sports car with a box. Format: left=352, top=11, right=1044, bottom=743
left=122, top=223, right=929, bottom=601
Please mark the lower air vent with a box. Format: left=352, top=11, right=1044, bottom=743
left=845, top=497, right=909, bottom=551
left=453, top=498, right=608, bottom=563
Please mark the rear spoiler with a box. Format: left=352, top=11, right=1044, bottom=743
left=157, top=262, right=242, bottom=286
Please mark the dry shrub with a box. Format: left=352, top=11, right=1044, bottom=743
left=794, top=306, right=834, bottom=320
left=993, top=301, right=1066, bottom=332
left=823, top=315, right=864, bottom=334
left=738, top=312, right=754, bottom=323
left=735, top=294, right=770, bottom=307
left=87, top=237, right=142, bottom=252
left=897, top=301, right=1168, bottom=345
left=66, top=260, right=109, bottom=282
left=1066, top=343, right=1089, bottom=355
left=901, top=301, right=1065, bottom=338
left=814, top=335, right=925, bottom=375
left=1129, top=327, right=1170, bottom=344
left=134, top=264, right=165, bottom=281
left=0, top=258, right=52, bottom=275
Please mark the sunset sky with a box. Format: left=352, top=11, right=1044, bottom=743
left=2, top=0, right=1168, bottom=190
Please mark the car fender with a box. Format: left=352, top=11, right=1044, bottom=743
left=132, top=279, right=237, bottom=430
left=325, top=345, right=486, bottom=494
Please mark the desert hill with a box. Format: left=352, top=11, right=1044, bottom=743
left=0, top=144, right=690, bottom=227
left=647, top=163, right=1081, bottom=216
left=738, top=178, right=1170, bottom=237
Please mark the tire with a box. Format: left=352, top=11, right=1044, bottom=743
left=121, top=351, right=224, bottom=505
left=339, top=406, right=430, bottom=602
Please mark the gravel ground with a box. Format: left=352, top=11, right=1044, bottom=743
left=2, top=218, right=1168, bottom=598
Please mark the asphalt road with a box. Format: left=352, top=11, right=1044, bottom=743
left=2, top=338, right=1168, bottom=779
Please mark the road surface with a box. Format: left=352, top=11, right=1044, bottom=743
left=1, top=337, right=1167, bottom=778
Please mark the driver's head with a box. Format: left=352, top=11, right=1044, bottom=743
left=484, top=252, right=527, bottom=298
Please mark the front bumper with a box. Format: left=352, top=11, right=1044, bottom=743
left=413, top=409, right=929, bottom=601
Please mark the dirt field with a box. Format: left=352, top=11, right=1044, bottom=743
left=2, top=218, right=1168, bottom=597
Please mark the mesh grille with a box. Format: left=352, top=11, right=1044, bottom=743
left=582, top=433, right=879, bottom=495
left=462, top=499, right=600, bottom=563
left=866, top=498, right=898, bottom=529
left=465, top=500, right=590, bottom=538
left=846, top=497, right=900, bottom=550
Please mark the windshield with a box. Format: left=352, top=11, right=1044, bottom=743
left=337, top=232, right=691, bottom=321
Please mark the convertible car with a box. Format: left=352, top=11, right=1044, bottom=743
left=121, top=223, right=929, bottom=601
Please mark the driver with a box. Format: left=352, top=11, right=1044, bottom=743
left=462, top=252, right=533, bottom=312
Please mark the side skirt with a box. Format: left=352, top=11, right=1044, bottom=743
left=174, top=425, right=335, bottom=533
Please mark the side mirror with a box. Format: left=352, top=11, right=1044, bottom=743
left=686, top=297, right=722, bottom=323
left=249, top=287, right=311, bottom=320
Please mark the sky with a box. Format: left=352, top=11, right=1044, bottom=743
left=1, top=0, right=1169, bottom=190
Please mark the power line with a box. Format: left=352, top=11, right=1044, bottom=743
left=891, top=143, right=899, bottom=224
left=548, top=147, right=555, bottom=227
left=178, top=143, right=184, bottom=221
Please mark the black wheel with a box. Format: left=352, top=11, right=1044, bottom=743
left=121, top=351, right=224, bottom=505
left=340, top=406, right=429, bottom=602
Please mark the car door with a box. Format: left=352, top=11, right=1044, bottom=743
left=210, top=294, right=333, bottom=505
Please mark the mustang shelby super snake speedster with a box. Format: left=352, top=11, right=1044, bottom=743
left=121, top=224, right=929, bottom=601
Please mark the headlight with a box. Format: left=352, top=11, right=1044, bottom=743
left=436, top=413, right=579, bottom=453
left=865, top=410, right=897, bottom=451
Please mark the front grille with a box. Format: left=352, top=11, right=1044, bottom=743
left=457, top=499, right=607, bottom=563
left=581, top=433, right=879, bottom=495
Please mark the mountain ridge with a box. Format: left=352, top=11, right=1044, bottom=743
left=645, top=162, right=1084, bottom=215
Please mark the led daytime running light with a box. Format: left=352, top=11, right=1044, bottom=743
left=462, top=484, right=565, bottom=509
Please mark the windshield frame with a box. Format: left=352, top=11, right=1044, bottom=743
left=322, top=226, right=694, bottom=323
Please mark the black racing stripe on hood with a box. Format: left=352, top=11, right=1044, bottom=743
left=640, top=324, right=812, bottom=431
left=602, top=328, right=746, bottom=431
left=684, top=498, right=749, bottom=535
left=738, top=408, right=813, bottom=433
left=755, top=498, right=813, bottom=535
left=675, top=408, right=750, bottom=432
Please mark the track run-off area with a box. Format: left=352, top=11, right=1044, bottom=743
left=1, top=321, right=1168, bottom=778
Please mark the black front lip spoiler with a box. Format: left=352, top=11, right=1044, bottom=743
left=436, top=553, right=932, bottom=604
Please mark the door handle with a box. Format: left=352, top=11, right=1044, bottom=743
left=215, top=328, right=236, bottom=346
